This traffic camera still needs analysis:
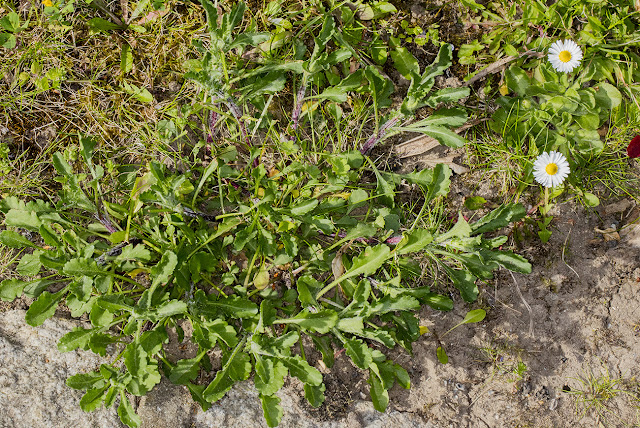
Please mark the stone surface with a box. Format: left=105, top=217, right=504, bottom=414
left=0, top=310, right=434, bottom=428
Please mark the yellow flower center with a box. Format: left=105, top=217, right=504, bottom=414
left=545, top=163, right=559, bottom=175
left=42, top=0, right=52, bottom=6
left=558, top=50, right=572, bottom=63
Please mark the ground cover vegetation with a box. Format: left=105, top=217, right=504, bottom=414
left=0, top=0, right=639, bottom=426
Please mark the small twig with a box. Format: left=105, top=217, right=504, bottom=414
left=562, top=227, right=580, bottom=279
left=509, top=271, right=534, bottom=338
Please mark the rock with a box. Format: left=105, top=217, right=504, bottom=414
left=0, top=310, right=437, bottom=428
left=0, top=310, right=123, bottom=427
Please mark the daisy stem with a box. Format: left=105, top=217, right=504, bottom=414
left=544, top=187, right=549, bottom=213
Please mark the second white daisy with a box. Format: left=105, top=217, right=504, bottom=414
left=548, top=40, right=583, bottom=73
left=533, top=151, right=570, bottom=188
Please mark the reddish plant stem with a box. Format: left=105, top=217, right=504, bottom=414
left=360, top=115, right=401, bottom=155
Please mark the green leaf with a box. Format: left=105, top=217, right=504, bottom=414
left=151, top=250, right=178, bottom=287
left=227, top=32, right=270, bottom=50
left=66, top=372, right=105, bottom=390
left=260, top=394, right=283, bottom=428
left=426, top=164, right=451, bottom=203
left=5, top=208, right=42, bottom=230
left=343, top=337, right=372, bottom=369
left=88, top=17, right=123, bottom=32
left=368, top=371, right=389, bottom=412
left=304, top=383, right=326, bottom=408
left=461, top=309, right=486, bottom=324
left=471, top=203, right=525, bottom=235
left=479, top=249, right=531, bottom=274
left=281, top=356, right=322, bottom=386
left=0, top=230, right=37, bottom=248
left=395, top=229, right=433, bottom=255
left=65, top=258, right=107, bottom=279
left=583, top=192, right=599, bottom=207
left=209, top=295, right=259, bottom=318
left=89, top=333, right=117, bottom=357
left=446, top=266, right=478, bottom=302
left=274, top=309, right=338, bottom=333
left=290, top=198, right=318, bottom=216
left=58, top=327, right=94, bottom=352
left=169, top=353, right=205, bottom=385
left=464, top=196, right=486, bottom=210
left=344, top=245, right=390, bottom=280
left=436, top=346, right=448, bottom=364
left=25, top=289, right=66, bottom=326
left=368, top=295, right=420, bottom=315
left=391, top=47, right=419, bottom=79
left=80, top=386, right=107, bottom=412
left=122, top=81, right=153, bottom=103
left=120, top=44, right=133, bottom=73
left=594, top=82, right=622, bottom=110
left=413, top=125, right=466, bottom=148
left=254, top=356, right=287, bottom=396
left=0, top=279, right=27, bottom=301
left=118, top=391, right=141, bottom=428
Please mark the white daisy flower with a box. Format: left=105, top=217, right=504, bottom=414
left=533, top=151, right=570, bottom=188
left=548, top=40, right=583, bottom=73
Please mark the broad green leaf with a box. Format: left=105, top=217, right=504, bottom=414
left=63, top=258, right=105, bottom=277
left=436, top=213, right=472, bottom=243
left=290, top=198, right=318, bottom=216
left=88, top=333, right=116, bottom=356
left=343, top=337, right=372, bottom=369
left=122, top=81, right=153, bottom=103
left=169, top=353, right=205, bottom=385
left=254, top=356, right=288, bottom=396
left=391, top=47, right=419, bottom=79
left=464, top=196, right=486, bottom=210
left=5, top=208, right=42, bottom=230
left=343, top=245, right=390, bottom=281
left=583, top=192, right=599, bottom=207
left=118, top=391, right=141, bottom=428
left=120, top=44, right=133, bottom=73
left=79, top=386, right=107, bottom=412
left=209, top=295, right=259, bottom=318
left=274, top=309, right=338, bottom=333
left=227, top=32, right=270, bottom=50
left=436, top=346, right=448, bottom=364
left=395, top=229, right=433, bottom=255
left=446, top=266, right=478, bottom=302
left=411, top=125, right=466, bottom=148
left=0, top=230, right=37, bottom=248
left=88, top=17, right=122, bottom=32
left=368, top=371, right=389, bottom=412
left=187, top=383, right=212, bottom=412
left=336, top=317, right=364, bottom=334
left=426, top=164, right=451, bottom=203
left=260, top=394, right=283, bottom=428
left=461, top=309, right=486, bottom=324
left=0, top=279, right=27, bottom=301
left=368, top=295, right=420, bottom=315
left=58, top=327, right=94, bottom=352
left=25, top=289, right=66, bottom=326
left=150, top=250, right=178, bottom=287
left=594, top=82, right=622, bottom=110
left=66, top=372, right=105, bottom=390
left=304, top=383, right=326, bottom=408
left=410, top=108, right=468, bottom=128
left=470, top=203, right=525, bottom=235
left=479, top=249, right=531, bottom=274
left=281, top=356, right=322, bottom=386
left=426, top=87, right=471, bottom=106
